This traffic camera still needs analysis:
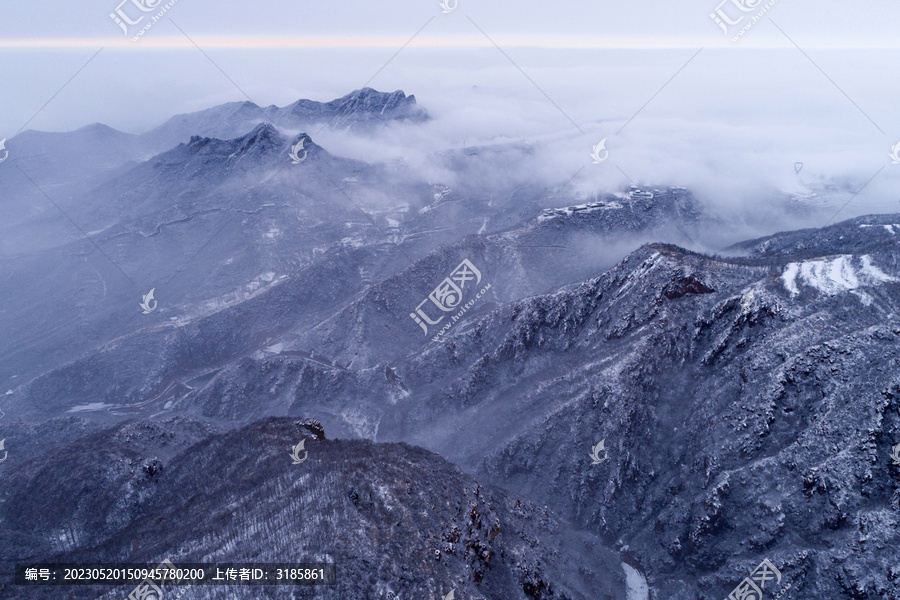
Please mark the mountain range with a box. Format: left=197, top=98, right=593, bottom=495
left=1, top=88, right=898, bottom=600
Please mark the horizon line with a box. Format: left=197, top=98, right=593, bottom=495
left=0, top=35, right=897, bottom=50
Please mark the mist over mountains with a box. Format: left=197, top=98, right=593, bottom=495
left=1, top=87, right=899, bottom=600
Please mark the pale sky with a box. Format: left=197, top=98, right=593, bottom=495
left=1, top=0, right=900, bottom=48
left=1, top=0, right=898, bottom=134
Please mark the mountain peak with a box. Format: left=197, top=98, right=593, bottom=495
left=327, top=88, right=427, bottom=125
left=243, top=121, right=281, bottom=139
left=146, top=88, right=429, bottom=150
left=230, top=122, right=286, bottom=159
left=278, top=87, right=429, bottom=130
left=74, top=122, right=124, bottom=135
left=344, top=87, right=412, bottom=101
left=181, top=122, right=286, bottom=163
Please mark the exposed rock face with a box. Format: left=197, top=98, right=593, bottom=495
left=662, top=273, right=715, bottom=298
left=378, top=217, right=900, bottom=599
left=298, top=418, right=326, bottom=440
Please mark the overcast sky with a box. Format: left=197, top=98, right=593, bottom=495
left=3, top=0, right=900, bottom=47
left=1, top=0, right=898, bottom=226
left=2, top=0, right=899, bottom=134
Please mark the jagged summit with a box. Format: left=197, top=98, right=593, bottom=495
left=231, top=121, right=286, bottom=157
left=315, top=87, right=427, bottom=125
left=181, top=122, right=286, bottom=163
left=187, top=121, right=282, bottom=146
left=179, top=123, right=328, bottom=167
left=277, top=87, right=427, bottom=131
left=145, top=87, right=429, bottom=150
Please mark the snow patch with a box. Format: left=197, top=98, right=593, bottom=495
left=740, top=287, right=761, bottom=314
left=538, top=200, right=624, bottom=221
left=859, top=255, right=895, bottom=282
left=781, top=262, right=800, bottom=296
left=851, top=290, right=874, bottom=306
left=67, top=402, right=113, bottom=413
left=782, top=255, right=896, bottom=298
left=623, top=563, right=649, bottom=600
left=265, top=342, right=285, bottom=355
left=858, top=223, right=900, bottom=234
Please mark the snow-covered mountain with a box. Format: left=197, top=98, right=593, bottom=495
left=0, top=417, right=624, bottom=600
left=0, top=88, right=428, bottom=242
left=144, top=87, right=429, bottom=150
left=2, top=88, right=898, bottom=600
